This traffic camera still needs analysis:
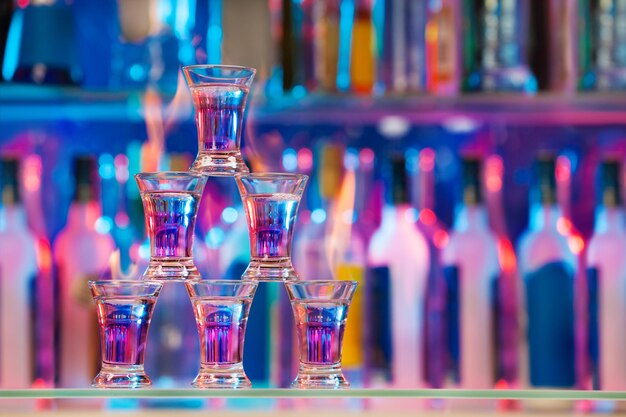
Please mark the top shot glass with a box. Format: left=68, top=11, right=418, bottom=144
left=183, top=65, right=256, bottom=176
left=235, top=173, right=308, bottom=281
left=135, top=171, right=207, bottom=281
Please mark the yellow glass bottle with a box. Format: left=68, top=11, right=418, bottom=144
left=350, top=1, right=376, bottom=94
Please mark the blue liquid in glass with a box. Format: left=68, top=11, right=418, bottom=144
left=96, top=297, right=157, bottom=366
left=142, top=191, right=200, bottom=259
left=192, top=297, right=252, bottom=365
left=293, top=301, right=348, bottom=365
left=243, top=193, right=299, bottom=260
left=191, top=84, right=248, bottom=151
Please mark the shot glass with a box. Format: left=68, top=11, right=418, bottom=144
left=89, top=280, right=163, bottom=388
left=285, top=280, right=358, bottom=389
left=235, top=173, right=308, bottom=281
left=183, top=65, right=256, bottom=176
left=185, top=280, right=258, bottom=388
left=135, top=172, right=207, bottom=281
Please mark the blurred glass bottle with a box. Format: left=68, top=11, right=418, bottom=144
left=379, top=0, right=427, bottom=94
left=517, top=154, right=576, bottom=389
left=316, top=0, right=341, bottom=92
left=580, top=0, right=626, bottom=91
left=0, top=157, right=37, bottom=389
left=366, top=154, right=430, bottom=388
left=3, top=0, right=80, bottom=84
left=333, top=149, right=366, bottom=386
left=54, top=156, right=115, bottom=388
left=425, top=0, right=461, bottom=95
left=587, top=159, right=626, bottom=391
left=410, top=148, right=448, bottom=389
left=294, top=143, right=344, bottom=281
left=442, top=157, right=501, bottom=388
left=527, top=0, right=577, bottom=93
left=463, top=0, right=537, bottom=93
left=351, top=0, right=376, bottom=94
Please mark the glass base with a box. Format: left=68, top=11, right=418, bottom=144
left=190, top=151, right=249, bottom=177
left=241, top=258, right=299, bottom=282
left=92, top=364, right=151, bottom=388
left=192, top=363, right=251, bottom=389
left=291, top=363, right=349, bottom=389
left=143, top=257, right=201, bottom=281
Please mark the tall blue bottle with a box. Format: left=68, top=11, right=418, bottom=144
left=518, top=155, right=576, bottom=388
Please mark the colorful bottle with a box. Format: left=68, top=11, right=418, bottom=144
left=54, top=156, right=115, bottom=388
left=465, top=0, right=537, bottom=93
left=589, top=0, right=626, bottom=90
left=0, top=157, right=37, bottom=388
left=333, top=151, right=366, bottom=386
left=350, top=0, right=376, bottom=94
left=318, top=0, right=341, bottom=91
left=425, top=0, right=460, bottom=95
left=587, top=159, right=626, bottom=390
left=442, top=157, right=500, bottom=388
left=367, top=155, right=429, bottom=387
left=518, top=154, right=576, bottom=388
left=294, top=143, right=344, bottom=280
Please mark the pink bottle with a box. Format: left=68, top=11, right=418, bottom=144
left=54, top=156, right=114, bottom=389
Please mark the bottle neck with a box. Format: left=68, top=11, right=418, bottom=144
left=530, top=203, right=561, bottom=231
left=595, top=206, right=624, bottom=233
left=454, top=204, right=489, bottom=232
left=381, top=203, right=414, bottom=229
left=0, top=204, right=27, bottom=231
left=67, top=201, right=100, bottom=230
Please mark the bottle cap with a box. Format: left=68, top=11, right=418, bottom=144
left=73, top=155, right=98, bottom=203
left=0, top=157, right=20, bottom=206
left=385, top=154, right=409, bottom=205
left=534, top=153, right=557, bottom=205
left=461, top=156, right=483, bottom=205
left=600, top=159, right=622, bottom=208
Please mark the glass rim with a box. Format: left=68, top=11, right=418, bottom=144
left=185, top=279, right=259, bottom=287
left=234, top=172, right=308, bottom=181
left=183, top=64, right=256, bottom=78
left=88, top=280, right=163, bottom=288
left=285, top=280, right=357, bottom=287
left=135, top=171, right=205, bottom=181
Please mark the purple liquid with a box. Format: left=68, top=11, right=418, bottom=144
left=142, top=191, right=200, bottom=258
left=191, top=84, right=248, bottom=152
left=192, top=297, right=252, bottom=365
left=96, top=297, right=156, bottom=366
left=243, top=193, right=299, bottom=259
left=293, top=301, right=348, bottom=365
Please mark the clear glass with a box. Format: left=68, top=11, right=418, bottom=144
left=88, top=280, right=163, bottom=388
left=185, top=280, right=258, bottom=389
left=183, top=65, right=256, bottom=176
left=135, top=172, right=207, bottom=281
left=235, top=173, right=308, bottom=281
left=285, top=280, right=358, bottom=389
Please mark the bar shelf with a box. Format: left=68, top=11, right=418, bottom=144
left=2, top=84, right=626, bottom=126
left=0, top=388, right=625, bottom=400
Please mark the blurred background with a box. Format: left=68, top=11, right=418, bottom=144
left=2, top=0, right=626, bottom=412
